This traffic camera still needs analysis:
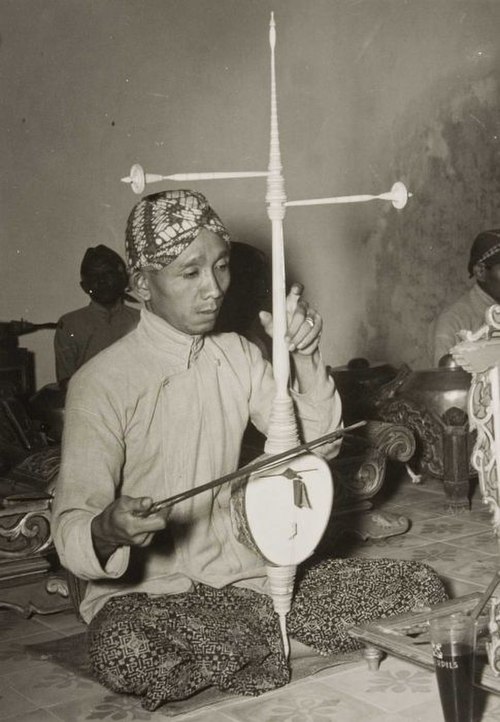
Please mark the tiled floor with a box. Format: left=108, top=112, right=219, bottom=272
left=2, top=470, right=500, bottom=721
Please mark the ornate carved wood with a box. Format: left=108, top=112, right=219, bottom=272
left=376, top=365, right=474, bottom=511
left=330, top=421, right=415, bottom=508
left=0, top=498, right=70, bottom=616
left=451, top=303, right=500, bottom=673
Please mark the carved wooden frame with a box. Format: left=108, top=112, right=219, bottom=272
left=451, top=303, right=500, bottom=673
left=0, top=498, right=70, bottom=617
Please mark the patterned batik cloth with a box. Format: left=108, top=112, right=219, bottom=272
left=125, top=189, right=231, bottom=272
left=87, top=557, right=447, bottom=711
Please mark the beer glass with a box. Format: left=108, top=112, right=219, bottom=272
left=430, top=612, right=474, bottom=722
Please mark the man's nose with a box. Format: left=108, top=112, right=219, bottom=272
left=202, top=271, right=224, bottom=298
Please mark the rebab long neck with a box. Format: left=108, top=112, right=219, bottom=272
left=264, top=12, right=300, bottom=456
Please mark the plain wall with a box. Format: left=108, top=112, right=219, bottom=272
left=2, top=0, right=500, bottom=389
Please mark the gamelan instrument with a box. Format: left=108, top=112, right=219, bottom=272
left=122, top=13, right=410, bottom=659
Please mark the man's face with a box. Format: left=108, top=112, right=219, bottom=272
left=138, top=229, right=230, bottom=335
left=477, top=263, right=500, bottom=303
left=82, top=261, right=128, bottom=306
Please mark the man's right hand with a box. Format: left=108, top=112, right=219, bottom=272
left=91, top=495, right=169, bottom=566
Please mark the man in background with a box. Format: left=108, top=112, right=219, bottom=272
left=433, top=229, right=500, bottom=365
left=54, top=245, right=139, bottom=386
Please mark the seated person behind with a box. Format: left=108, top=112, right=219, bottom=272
left=54, top=245, right=140, bottom=386
left=433, top=229, right=500, bottom=365
left=52, top=190, right=446, bottom=712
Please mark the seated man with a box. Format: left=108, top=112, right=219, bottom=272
left=433, top=229, right=500, bottom=365
left=54, top=244, right=140, bottom=386
left=52, top=190, right=446, bottom=711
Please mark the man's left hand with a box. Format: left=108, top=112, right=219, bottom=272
left=259, top=283, right=322, bottom=355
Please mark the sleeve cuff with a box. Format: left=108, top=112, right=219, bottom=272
left=60, top=515, right=130, bottom=581
left=290, top=353, right=335, bottom=403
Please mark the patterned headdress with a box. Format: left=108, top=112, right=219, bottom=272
left=125, top=189, right=231, bottom=272
left=468, top=229, right=500, bottom=276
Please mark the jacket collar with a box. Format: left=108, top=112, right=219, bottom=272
left=137, top=308, right=204, bottom=369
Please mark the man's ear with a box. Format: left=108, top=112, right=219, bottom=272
left=473, top=262, right=487, bottom=282
left=132, top=271, right=151, bottom=302
left=80, top=280, right=91, bottom=296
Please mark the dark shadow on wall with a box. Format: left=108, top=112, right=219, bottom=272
left=362, top=64, right=500, bottom=369
left=215, top=241, right=272, bottom=358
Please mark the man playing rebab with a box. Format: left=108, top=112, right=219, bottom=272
left=52, top=189, right=446, bottom=711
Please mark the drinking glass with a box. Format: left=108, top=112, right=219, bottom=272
left=429, top=612, right=474, bottom=722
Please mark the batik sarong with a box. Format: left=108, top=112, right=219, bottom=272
left=88, top=557, right=446, bottom=711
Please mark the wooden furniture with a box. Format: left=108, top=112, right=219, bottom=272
left=325, top=419, right=414, bottom=541
left=374, top=362, right=475, bottom=512
left=330, top=357, right=477, bottom=512
left=0, top=389, right=70, bottom=617
left=0, top=321, right=57, bottom=400
left=450, top=305, right=500, bottom=675
left=326, top=361, right=416, bottom=540
left=0, top=496, right=70, bottom=617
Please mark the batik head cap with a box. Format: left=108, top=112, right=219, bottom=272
left=468, top=229, right=500, bottom=276
left=125, top=189, right=231, bottom=272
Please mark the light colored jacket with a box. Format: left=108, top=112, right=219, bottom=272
left=52, top=309, right=342, bottom=622
left=432, top=283, right=496, bottom=364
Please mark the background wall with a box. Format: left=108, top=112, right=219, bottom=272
left=1, top=0, right=500, bottom=389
